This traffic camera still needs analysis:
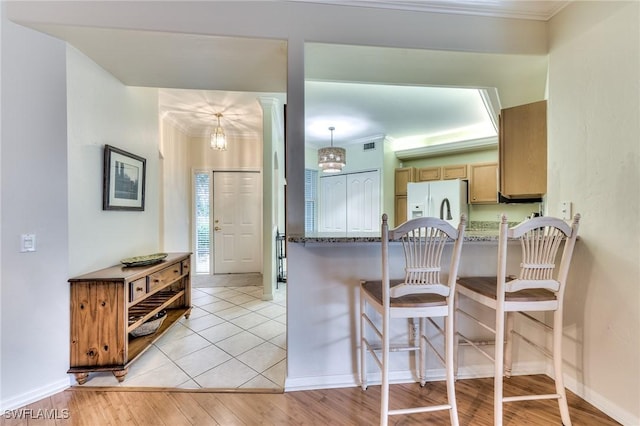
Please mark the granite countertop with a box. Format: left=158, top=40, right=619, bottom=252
left=288, top=229, right=501, bottom=244
left=287, top=221, right=516, bottom=244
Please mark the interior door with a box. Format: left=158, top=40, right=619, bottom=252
left=318, top=170, right=381, bottom=234
left=318, top=174, right=347, bottom=233
left=347, top=170, right=380, bottom=233
left=213, top=171, right=262, bottom=274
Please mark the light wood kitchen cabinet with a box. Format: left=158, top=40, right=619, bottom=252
left=469, top=162, right=498, bottom=204
left=442, top=164, right=467, bottom=180
left=395, top=167, right=415, bottom=226
left=394, top=195, right=408, bottom=226
left=394, top=167, right=415, bottom=195
left=68, top=253, right=192, bottom=384
left=417, top=166, right=441, bottom=181
left=499, top=100, right=547, bottom=198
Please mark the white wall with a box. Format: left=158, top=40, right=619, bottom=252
left=0, top=10, right=69, bottom=409
left=67, top=46, right=160, bottom=277
left=189, top=135, right=262, bottom=170
left=160, top=119, right=190, bottom=252
left=259, top=98, right=285, bottom=299
left=547, top=2, right=640, bottom=424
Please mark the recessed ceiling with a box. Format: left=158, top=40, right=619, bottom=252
left=159, top=89, right=286, bottom=139
left=305, top=81, right=497, bottom=149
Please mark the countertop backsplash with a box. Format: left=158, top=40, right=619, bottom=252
left=468, top=220, right=520, bottom=231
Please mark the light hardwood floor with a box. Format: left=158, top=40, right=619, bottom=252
left=1, top=375, right=619, bottom=425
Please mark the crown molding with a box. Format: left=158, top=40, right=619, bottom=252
left=394, top=136, right=497, bottom=160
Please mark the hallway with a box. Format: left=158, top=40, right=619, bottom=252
left=74, top=275, right=287, bottom=389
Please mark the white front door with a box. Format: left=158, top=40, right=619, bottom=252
left=213, top=171, right=262, bottom=274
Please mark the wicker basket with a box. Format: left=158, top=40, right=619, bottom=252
left=130, top=310, right=167, bottom=337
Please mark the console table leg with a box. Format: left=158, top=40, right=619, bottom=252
left=74, top=372, right=89, bottom=385
left=113, top=369, right=128, bottom=382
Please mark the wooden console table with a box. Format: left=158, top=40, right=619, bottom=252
left=68, top=252, right=192, bottom=384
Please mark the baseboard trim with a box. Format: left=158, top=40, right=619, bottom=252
left=284, top=362, right=546, bottom=392
left=0, top=378, right=70, bottom=412
left=563, top=374, right=638, bottom=426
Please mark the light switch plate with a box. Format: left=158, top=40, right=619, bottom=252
left=21, top=233, right=36, bottom=252
left=560, top=201, right=572, bottom=220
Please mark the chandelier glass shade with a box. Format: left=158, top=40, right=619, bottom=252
left=318, top=127, right=346, bottom=173
left=210, top=113, right=227, bottom=151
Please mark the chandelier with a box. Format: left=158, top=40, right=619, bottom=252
left=210, top=113, right=227, bottom=151
left=317, top=126, right=346, bottom=173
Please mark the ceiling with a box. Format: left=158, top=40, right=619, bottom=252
left=25, top=1, right=567, bottom=152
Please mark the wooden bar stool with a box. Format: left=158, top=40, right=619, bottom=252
left=360, top=213, right=466, bottom=426
left=455, top=213, right=580, bottom=426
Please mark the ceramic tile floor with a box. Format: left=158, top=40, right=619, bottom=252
left=74, top=282, right=287, bottom=389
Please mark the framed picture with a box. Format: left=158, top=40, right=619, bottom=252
left=103, top=145, right=146, bottom=211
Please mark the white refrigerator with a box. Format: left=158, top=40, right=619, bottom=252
left=406, top=179, right=468, bottom=227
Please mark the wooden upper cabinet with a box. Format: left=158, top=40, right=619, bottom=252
left=442, top=164, right=467, bottom=180
left=469, top=162, right=498, bottom=204
left=394, top=195, right=408, bottom=227
left=394, top=167, right=415, bottom=196
left=499, top=100, right=547, bottom=198
left=417, top=166, right=441, bottom=181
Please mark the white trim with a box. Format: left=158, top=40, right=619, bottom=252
left=563, top=373, right=638, bottom=426
left=284, top=360, right=547, bottom=392
left=0, top=378, right=69, bottom=412
left=395, top=136, right=497, bottom=160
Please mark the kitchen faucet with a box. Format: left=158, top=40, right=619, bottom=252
left=440, top=198, right=453, bottom=220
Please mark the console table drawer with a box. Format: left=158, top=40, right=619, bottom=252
left=148, top=264, right=182, bottom=292
left=129, top=277, right=147, bottom=303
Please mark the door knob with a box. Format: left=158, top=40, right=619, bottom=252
left=214, top=226, right=222, bottom=231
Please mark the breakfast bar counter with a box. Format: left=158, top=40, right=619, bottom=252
left=283, top=228, right=547, bottom=392
left=287, top=229, right=501, bottom=244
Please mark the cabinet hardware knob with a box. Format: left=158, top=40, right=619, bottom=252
left=136, top=287, right=143, bottom=292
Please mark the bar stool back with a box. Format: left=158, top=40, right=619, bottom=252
left=455, top=213, right=581, bottom=426
left=360, top=213, right=466, bottom=426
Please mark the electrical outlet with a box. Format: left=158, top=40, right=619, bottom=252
left=560, top=201, right=572, bottom=220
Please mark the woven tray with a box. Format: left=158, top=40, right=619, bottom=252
left=130, top=310, right=166, bottom=337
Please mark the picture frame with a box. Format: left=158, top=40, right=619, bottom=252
left=103, top=144, right=146, bottom=211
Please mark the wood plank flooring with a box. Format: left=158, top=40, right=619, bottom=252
left=1, top=375, right=620, bottom=425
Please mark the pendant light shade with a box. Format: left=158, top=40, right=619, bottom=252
left=318, top=126, right=346, bottom=173
left=210, top=113, right=227, bottom=151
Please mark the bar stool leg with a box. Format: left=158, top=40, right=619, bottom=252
left=504, top=312, right=515, bottom=377
left=494, top=310, right=506, bottom=426
left=553, top=310, right=572, bottom=426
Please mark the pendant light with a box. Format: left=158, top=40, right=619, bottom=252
left=317, top=126, right=346, bottom=173
left=210, top=113, right=227, bottom=151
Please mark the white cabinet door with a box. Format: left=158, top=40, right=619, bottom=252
left=319, top=174, right=347, bottom=233
left=347, top=171, right=380, bottom=233
left=318, top=170, right=380, bottom=234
